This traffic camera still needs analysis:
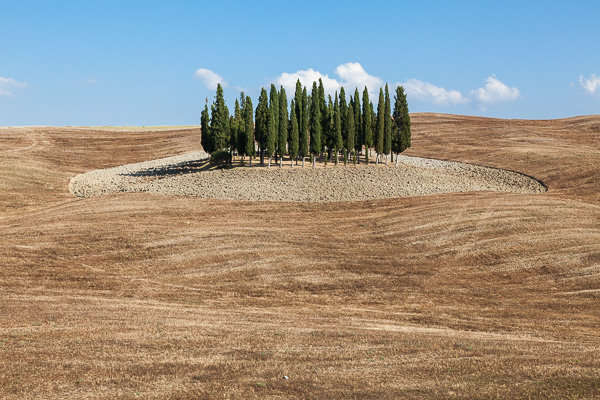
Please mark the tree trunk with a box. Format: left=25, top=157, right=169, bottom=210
left=395, top=153, right=400, bottom=166
left=312, top=155, right=316, bottom=168
left=386, top=154, right=389, bottom=165
left=268, top=157, right=271, bottom=169
left=302, top=157, right=305, bottom=168
left=279, top=157, right=282, bottom=168
left=249, top=157, right=252, bottom=167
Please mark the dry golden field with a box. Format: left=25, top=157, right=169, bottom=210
left=1, top=114, right=599, bottom=399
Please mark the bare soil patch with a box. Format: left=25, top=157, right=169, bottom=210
left=69, top=152, right=546, bottom=202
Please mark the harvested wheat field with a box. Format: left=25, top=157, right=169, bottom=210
left=1, top=114, right=599, bottom=399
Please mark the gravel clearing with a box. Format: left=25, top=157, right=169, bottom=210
left=69, top=151, right=547, bottom=202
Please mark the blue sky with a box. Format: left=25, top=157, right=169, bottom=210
left=1, top=0, right=598, bottom=126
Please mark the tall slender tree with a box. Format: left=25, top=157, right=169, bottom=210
left=210, top=83, right=230, bottom=152
left=353, top=88, right=362, bottom=163
left=200, top=101, right=211, bottom=153
left=243, top=95, right=255, bottom=165
left=278, top=86, right=288, bottom=168
left=269, top=85, right=279, bottom=166
left=362, top=87, right=372, bottom=163
left=392, top=86, right=412, bottom=165
left=309, top=82, right=321, bottom=168
left=375, top=88, right=385, bottom=164
left=333, top=94, right=342, bottom=165
left=255, top=88, right=269, bottom=166
left=346, top=104, right=356, bottom=164
left=300, top=87, right=309, bottom=167
left=339, top=87, right=348, bottom=163
left=318, top=79, right=327, bottom=159
left=289, top=99, right=299, bottom=167
left=383, top=83, right=392, bottom=164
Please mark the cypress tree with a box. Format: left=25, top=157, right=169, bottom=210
left=300, top=87, right=309, bottom=167
left=278, top=86, right=288, bottom=168
left=200, top=102, right=211, bottom=153
left=325, top=95, right=334, bottom=164
left=346, top=104, right=356, bottom=164
left=318, top=79, right=327, bottom=159
left=371, top=101, right=377, bottom=159
left=289, top=99, right=299, bottom=167
left=383, top=84, right=392, bottom=164
left=269, top=84, right=279, bottom=166
left=362, top=87, right=372, bottom=163
left=353, top=88, right=362, bottom=162
left=339, top=87, right=348, bottom=163
left=255, top=88, right=269, bottom=166
left=375, top=88, right=385, bottom=164
left=309, top=82, right=321, bottom=167
left=392, top=86, right=412, bottom=165
left=231, top=98, right=242, bottom=161
left=244, top=96, right=255, bottom=163
left=210, top=83, right=230, bottom=152
left=333, top=94, right=342, bottom=165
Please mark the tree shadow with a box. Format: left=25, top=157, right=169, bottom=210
left=121, top=159, right=213, bottom=178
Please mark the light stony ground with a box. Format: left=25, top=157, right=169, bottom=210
left=69, top=151, right=547, bottom=202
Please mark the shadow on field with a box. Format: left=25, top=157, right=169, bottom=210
left=122, top=159, right=212, bottom=177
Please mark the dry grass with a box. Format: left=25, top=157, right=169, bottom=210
left=1, top=115, right=599, bottom=399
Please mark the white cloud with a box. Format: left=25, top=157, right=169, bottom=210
left=470, top=75, right=520, bottom=105
left=194, top=68, right=227, bottom=90
left=400, top=78, right=468, bottom=105
left=272, top=62, right=383, bottom=98
left=579, top=74, right=600, bottom=94
left=0, top=76, right=27, bottom=97
left=274, top=68, right=341, bottom=96
left=335, top=62, right=383, bottom=92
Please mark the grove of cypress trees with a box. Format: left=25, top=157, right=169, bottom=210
left=375, top=88, right=385, bottom=164
left=289, top=99, right=299, bottom=167
left=300, top=87, right=309, bottom=167
left=333, top=94, right=342, bottom=165
left=362, top=87, right=372, bottom=164
left=200, top=102, right=211, bottom=153
left=309, top=82, right=321, bottom=168
left=383, top=83, right=392, bottom=165
left=210, top=83, right=230, bottom=152
left=278, top=86, right=288, bottom=168
left=255, top=88, right=269, bottom=166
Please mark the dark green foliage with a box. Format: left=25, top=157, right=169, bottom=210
left=333, top=94, right=342, bottom=164
left=383, top=84, right=392, bottom=159
left=200, top=102, right=211, bottom=153
left=325, top=95, right=334, bottom=155
left=243, top=96, right=254, bottom=158
left=300, top=86, right=309, bottom=158
left=266, top=85, right=279, bottom=164
left=392, top=85, right=412, bottom=154
left=339, top=87, right=348, bottom=149
left=362, top=88, right=372, bottom=161
left=230, top=98, right=242, bottom=154
left=375, top=88, right=384, bottom=158
left=278, top=86, right=288, bottom=159
left=289, top=99, right=299, bottom=161
left=210, top=83, right=230, bottom=151
left=210, top=150, right=230, bottom=166
left=353, top=88, right=362, bottom=154
left=255, top=88, right=269, bottom=165
left=346, top=104, right=355, bottom=163
left=309, top=82, right=321, bottom=157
